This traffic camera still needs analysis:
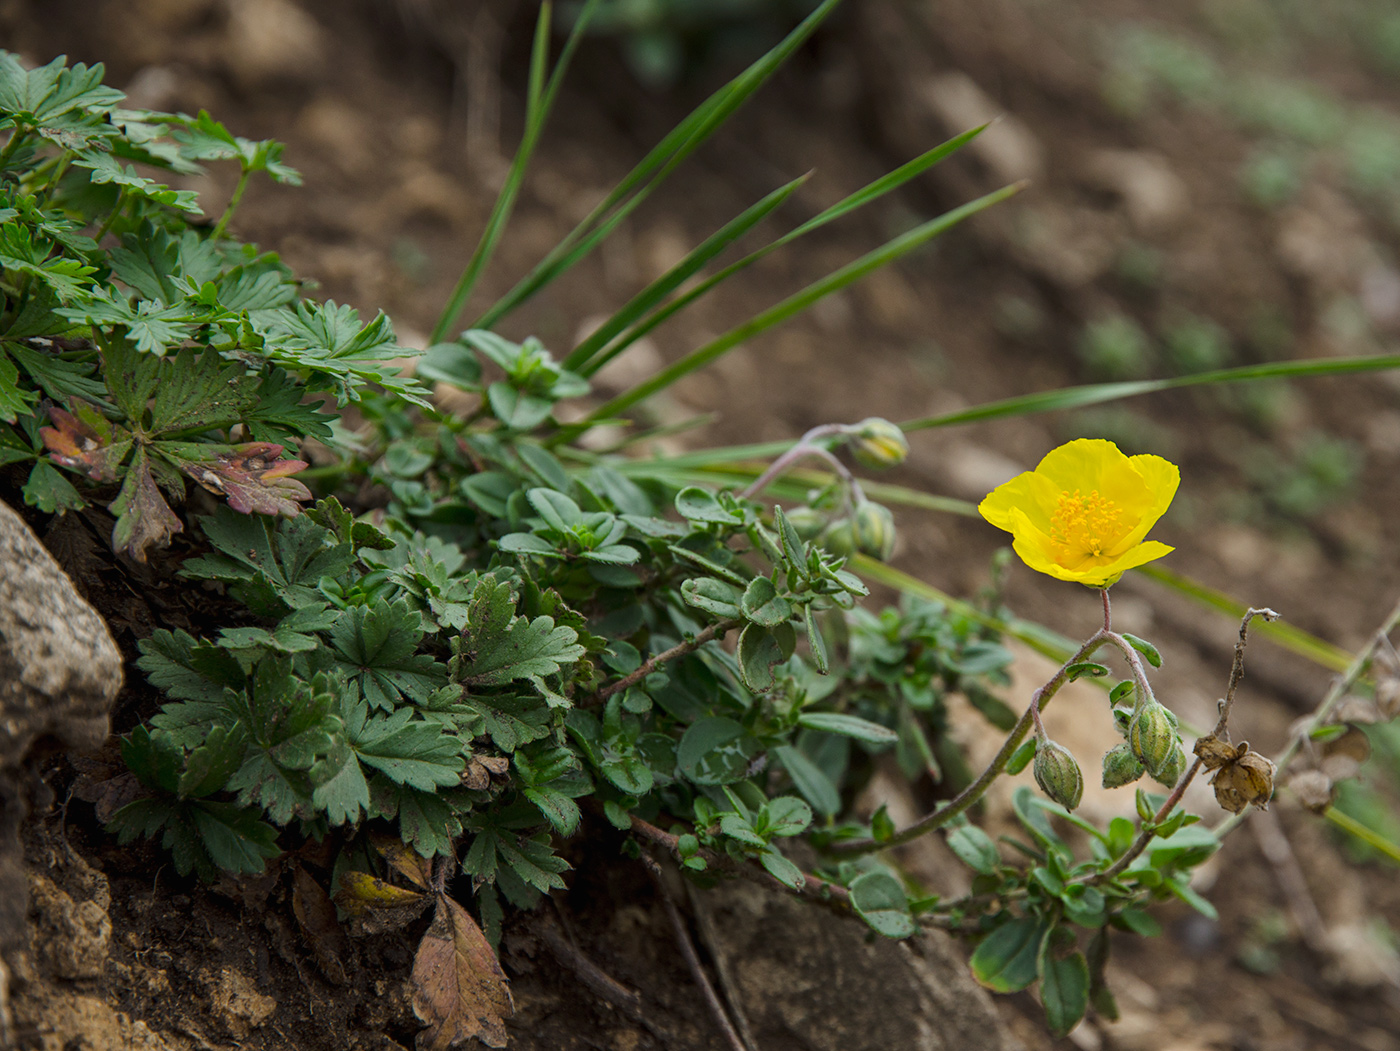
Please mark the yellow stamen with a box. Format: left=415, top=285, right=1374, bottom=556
left=1050, top=489, right=1122, bottom=561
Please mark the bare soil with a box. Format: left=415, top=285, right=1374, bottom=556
left=6, top=1, right=1400, bottom=1049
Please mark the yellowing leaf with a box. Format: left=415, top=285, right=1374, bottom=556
left=332, top=870, right=430, bottom=936
left=412, top=896, right=513, bottom=1050
left=371, top=831, right=434, bottom=890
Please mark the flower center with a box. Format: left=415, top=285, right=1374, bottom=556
left=1050, top=489, right=1122, bottom=560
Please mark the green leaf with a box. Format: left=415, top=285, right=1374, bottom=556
left=674, top=486, right=742, bottom=524
left=680, top=577, right=744, bottom=619
left=946, top=824, right=1000, bottom=875
left=758, top=846, right=805, bottom=891
left=676, top=716, right=753, bottom=786
left=796, top=712, right=897, bottom=746
left=761, top=796, right=812, bottom=838
left=774, top=744, right=840, bottom=817
left=177, top=722, right=249, bottom=799
left=523, top=786, right=582, bottom=837
left=849, top=870, right=915, bottom=939
left=1065, top=661, right=1110, bottom=681
left=1039, top=943, right=1090, bottom=1038
left=737, top=622, right=793, bottom=692
left=453, top=575, right=586, bottom=686
left=970, top=916, right=1045, bottom=992
left=741, top=576, right=792, bottom=627
left=328, top=599, right=448, bottom=710
left=1006, top=738, right=1037, bottom=776
left=1121, top=634, right=1161, bottom=669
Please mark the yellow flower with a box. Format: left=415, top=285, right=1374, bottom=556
left=978, top=439, right=1178, bottom=587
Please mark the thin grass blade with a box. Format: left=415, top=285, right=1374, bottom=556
left=563, top=173, right=811, bottom=373
left=429, top=0, right=602, bottom=344
left=579, top=125, right=990, bottom=377
left=473, top=0, right=844, bottom=331
left=564, top=182, right=1022, bottom=436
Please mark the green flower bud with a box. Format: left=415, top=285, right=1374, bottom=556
left=785, top=506, right=826, bottom=541
left=1101, top=742, right=1145, bottom=789
left=1129, top=701, right=1177, bottom=779
left=1033, top=738, right=1084, bottom=811
left=851, top=501, right=896, bottom=561
left=819, top=517, right=856, bottom=557
left=849, top=417, right=909, bottom=470
left=1150, top=743, right=1187, bottom=788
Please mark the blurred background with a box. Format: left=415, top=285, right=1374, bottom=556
left=9, top=1, right=1400, bottom=1047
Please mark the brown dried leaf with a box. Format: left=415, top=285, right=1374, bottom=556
left=1321, top=727, right=1372, bottom=764
left=333, top=871, right=430, bottom=936
left=461, top=759, right=491, bottom=791
left=412, top=896, right=513, bottom=1050
left=173, top=441, right=311, bottom=516
left=40, top=400, right=131, bottom=482
left=292, top=866, right=350, bottom=986
left=477, top=756, right=510, bottom=777
left=1209, top=750, right=1276, bottom=814
left=1192, top=733, right=1244, bottom=771
left=110, top=446, right=183, bottom=561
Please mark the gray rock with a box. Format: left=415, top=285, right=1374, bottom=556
left=0, top=499, right=122, bottom=769
left=706, top=880, right=1024, bottom=1051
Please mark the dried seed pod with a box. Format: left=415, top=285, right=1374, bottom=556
left=1034, top=738, right=1084, bottom=811
left=1209, top=749, right=1276, bottom=814
left=1193, top=733, right=1243, bottom=771
left=1289, top=770, right=1335, bottom=813
left=1101, top=742, right=1145, bottom=789
left=848, top=417, right=909, bottom=469
left=1129, top=701, right=1177, bottom=780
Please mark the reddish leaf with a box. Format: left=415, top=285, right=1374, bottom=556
left=412, top=895, right=513, bottom=1050
left=40, top=400, right=131, bottom=482
left=110, top=446, right=182, bottom=560
left=169, top=440, right=311, bottom=516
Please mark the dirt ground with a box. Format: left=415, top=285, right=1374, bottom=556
left=6, top=0, right=1400, bottom=1048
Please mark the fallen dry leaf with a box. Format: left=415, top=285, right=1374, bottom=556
left=292, top=866, right=350, bottom=985
left=412, top=895, right=513, bottom=1050
left=333, top=870, right=430, bottom=937
left=371, top=833, right=435, bottom=891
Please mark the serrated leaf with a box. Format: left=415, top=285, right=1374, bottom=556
left=259, top=300, right=427, bottom=407
left=178, top=722, right=249, bottom=799
left=109, top=444, right=183, bottom=560
left=165, top=440, right=311, bottom=516
left=523, top=786, right=582, bottom=836
left=329, top=599, right=448, bottom=710
left=453, top=576, right=585, bottom=686
left=40, top=400, right=131, bottom=481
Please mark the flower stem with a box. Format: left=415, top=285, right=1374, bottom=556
left=827, top=631, right=1111, bottom=856
left=212, top=166, right=252, bottom=241
left=739, top=423, right=850, bottom=500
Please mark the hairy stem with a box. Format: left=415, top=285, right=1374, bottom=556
left=738, top=423, right=849, bottom=500
left=592, top=619, right=739, bottom=705
left=212, top=166, right=252, bottom=241
left=827, top=631, right=1112, bottom=856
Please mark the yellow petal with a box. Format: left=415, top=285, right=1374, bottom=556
left=1108, top=455, right=1180, bottom=554
left=979, top=469, right=1060, bottom=534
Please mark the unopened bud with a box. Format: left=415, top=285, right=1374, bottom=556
left=785, top=506, right=826, bottom=541
left=851, top=501, right=896, bottom=561
left=1034, top=738, right=1084, bottom=811
left=819, top=517, right=856, bottom=558
left=1209, top=749, right=1276, bottom=814
left=1129, top=701, right=1177, bottom=779
left=1101, top=742, right=1145, bottom=789
left=849, top=417, right=909, bottom=470
left=1150, top=743, right=1187, bottom=788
